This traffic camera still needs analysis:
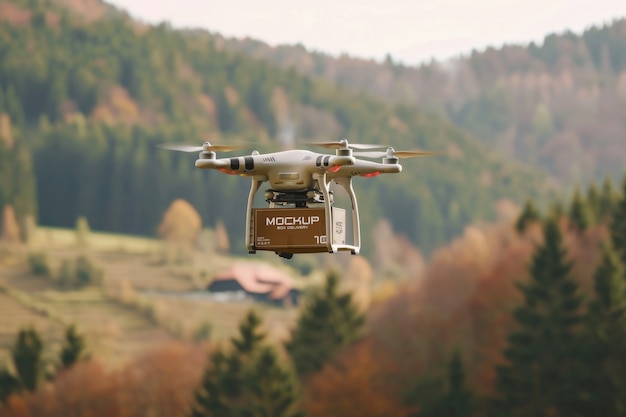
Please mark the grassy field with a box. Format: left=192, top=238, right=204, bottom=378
left=0, top=227, right=306, bottom=369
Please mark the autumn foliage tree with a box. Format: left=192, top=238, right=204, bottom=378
left=1, top=205, right=21, bottom=243
left=305, top=341, right=406, bottom=417
left=158, top=199, right=202, bottom=247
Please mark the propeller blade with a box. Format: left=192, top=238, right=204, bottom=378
left=206, top=144, right=250, bottom=152
left=351, top=143, right=389, bottom=150
left=158, top=144, right=203, bottom=152
left=306, top=141, right=384, bottom=150
left=393, top=151, right=440, bottom=158
left=354, top=150, right=440, bottom=159
left=158, top=142, right=251, bottom=153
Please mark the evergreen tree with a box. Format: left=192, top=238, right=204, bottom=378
left=190, top=310, right=303, bottom=417
left=0, top=368, right=20, bottom=404
left=230, top=310, right=265, bottom=355
left=4, top=86, right=25, bottom=129
left=515, top=199, right=540, bottom=233
left=285, top=271, right=365, bottom=377
left=610, top=175, right=626, bottom=267
left=599, top=176, right=617, bottom=221
left=59, top=325, right=86, bottom=370
left=410, top=350, right=473, bottom=417
left=12, top=327, right=44, bottom=392
left=0, top=88, right=5, bottom=113
left=547, top=199, right=565, bottom=221
left=585, top=181, right=601, bottom=221
left=569, top=186, right=592, bottom=233
left=577, top=242, right=626, bottom=417
left=491, top=218, right=582, bottom=417
left=248, top=347, right=304, bottom=417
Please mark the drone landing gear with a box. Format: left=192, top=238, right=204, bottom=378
left=245, top=174, right=362, bottom=257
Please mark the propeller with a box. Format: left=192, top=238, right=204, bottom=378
left=354, top=148, right=440, bottom=159
left=158, top=141, right=250, bottom=153
left=306, top=138, right=385, bottom=150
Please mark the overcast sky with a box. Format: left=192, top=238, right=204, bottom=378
left=106, top=0, right=626, bottom=65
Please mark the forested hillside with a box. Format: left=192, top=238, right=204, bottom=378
left=222, top=19, right=626, bottom=187
left=0, top=0, right=547, bottom=254
left=3, top=170, right=626, bottom=417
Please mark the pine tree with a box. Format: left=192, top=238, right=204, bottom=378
left=599, top=176, right=617, bottom=221
left=586, top=181, right=601, bottom=221
left=569, top=186, right=592, bottom=233
left=12, top=328, right=44, bottom=392
left=0, top=368, right=20, bottom=404
left=491, top=218, right=582, bottom=417
left=190, top=310, right=303, bottom=417
left=610, top=175, right=626, bottom=267
left=4, top=86, right=24, bottom=129
left=410, top=350, right=473, bottom=417
left=515, top=199, right=540, bottom=233
left=231, top=309, right=265, bottom=356
left=248, top=347, right=304, bottom=417
left=59, top=325, right=86, bottom=370
left=577, top=243, right=626, bottom=417
left=285, top=271, right=365, bottom=377
left=444, top=351, right=473, bottom=417
left=547, top=199, right=565, bottom=221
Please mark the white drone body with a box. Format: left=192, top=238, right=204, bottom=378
left=162, top=139, right=433, bottom=259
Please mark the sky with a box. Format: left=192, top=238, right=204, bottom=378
left=106, top=0, right=626, bottom=65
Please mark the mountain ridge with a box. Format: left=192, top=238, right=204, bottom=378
left=215, top=18, right=626, bottom=188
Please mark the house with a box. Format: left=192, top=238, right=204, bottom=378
left=207, top=263, right=300, bottom=307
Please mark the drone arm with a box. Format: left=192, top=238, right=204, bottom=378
left=328, top=155, right=355, bottom=168
left=327, top=159, right=402, bottom=179
left=195, top=159, right=229, bottom=170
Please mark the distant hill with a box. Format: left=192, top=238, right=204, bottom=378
left=0, top=0, right=548, bottom=255
left=219, top=19, right=626, bottom=187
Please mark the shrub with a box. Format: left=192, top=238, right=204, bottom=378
left=193, top=321, right=212, bottom=342
left=74, top=256, right=102, bottom=287
left=27, top=252, right=50, bottom=276
left=58, top=256, right=103, bottom=289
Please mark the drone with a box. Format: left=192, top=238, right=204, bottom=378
left=160, top=139, right=435, bottom=259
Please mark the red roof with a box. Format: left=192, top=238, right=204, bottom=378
left=213, top=263, right=296, bottom=300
